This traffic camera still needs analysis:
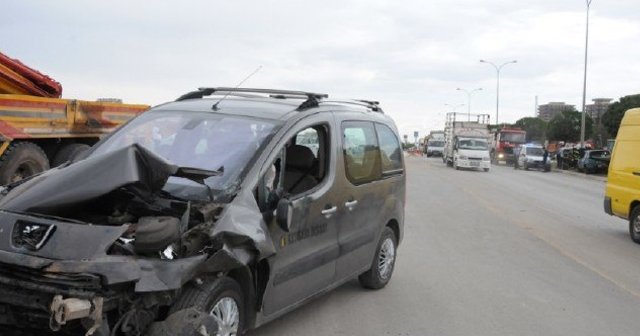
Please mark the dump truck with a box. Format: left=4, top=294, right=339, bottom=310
left=0, top=51, right=148, bottom=184
left=443, top=112, right=491, bottom=172
left=491, top=127, right=526, bottom=165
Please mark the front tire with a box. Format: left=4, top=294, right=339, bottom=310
left=629, top=206, right=640, bottom=244
left=359, top=227, right=397, bottom=289
left=170, top=276, right=246, bottom=336
left=483, top=168, right=490, bottom=172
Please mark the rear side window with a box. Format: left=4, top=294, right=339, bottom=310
left=375, top=123, right=403, bottom=174
left=343, top=121, right=381, bottom=184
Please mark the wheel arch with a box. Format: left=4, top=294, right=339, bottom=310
left=226, top=265, right=258, bottom=330
left=631, top=200, right=640, bottom=218
left=386, top=219, right=401, bottom=246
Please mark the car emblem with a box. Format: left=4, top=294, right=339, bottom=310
left=12, top=221, right=56, bottom=251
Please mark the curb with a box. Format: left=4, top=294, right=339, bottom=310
left=551, top=166, right=607, bottom=182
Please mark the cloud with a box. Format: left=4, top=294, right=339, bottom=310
left=2, top=0, right=639, bottom=138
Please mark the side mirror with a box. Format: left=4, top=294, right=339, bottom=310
left=276, top=198, right=293, bottom=232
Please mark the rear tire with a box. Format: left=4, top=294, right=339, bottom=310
left=0, top=142, right=49, bottom=185
left=483, top=168, right=490, bottom=172
left=359, top=227, right=397, bottom=289
left=52, top=143, right=91, bottom=167
left=629, top=206, right=640, bottom=244
left=170, top=276, right=246, bottom=336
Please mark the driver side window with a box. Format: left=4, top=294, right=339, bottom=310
left=257, top=124, right=330, bottom=211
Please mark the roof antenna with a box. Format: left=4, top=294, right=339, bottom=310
left=212, top=65, right=262, bottom=110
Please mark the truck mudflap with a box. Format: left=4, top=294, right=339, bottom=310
left=0, top=143, right=275, bottom=334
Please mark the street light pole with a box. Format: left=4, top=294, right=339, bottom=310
left=456, top=88, right=482, bottom=121
left=580, top=0, right=594, bottom=147
left=480, top=59, right=517, bottom=125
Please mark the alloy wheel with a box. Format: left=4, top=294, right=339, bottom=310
left=378, top=238, right=396, bottom=280
left=210, top=297, right=240, bottom=336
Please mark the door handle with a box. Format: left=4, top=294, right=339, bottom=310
left=321, top=206, right=337, bottom=218
left=344, top=200, right=358, bottom=211
left=633, top=172, right=640, bottom=176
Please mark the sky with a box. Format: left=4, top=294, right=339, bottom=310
left=2, top=0, right=639, bottom=139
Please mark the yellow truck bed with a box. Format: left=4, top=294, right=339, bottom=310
left=0, top=94, right=148, bottom=184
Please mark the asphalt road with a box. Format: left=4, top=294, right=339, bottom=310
left=252, top=156, right=640, bottom=336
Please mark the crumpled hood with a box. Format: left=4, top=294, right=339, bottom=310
left=0, top=143, right=276, bottom=293
left=0, top=144, right=178, bottom=215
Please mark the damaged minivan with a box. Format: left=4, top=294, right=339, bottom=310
left=0, top=87, right=405, bottom=336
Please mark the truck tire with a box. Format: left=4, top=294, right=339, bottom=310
left=52, top=143, right=91, bottom=167
left=0, top=142, right=49, bottom=185
left=170, top=276, right=246, bottom=336
left=359, top=227, right=397, bottom=289
left=629, top=206, right=640, bottom=244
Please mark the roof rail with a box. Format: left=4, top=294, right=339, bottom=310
left=321, top=99, right=384, bottom=113
left=176, top=87, right=328, bottom=111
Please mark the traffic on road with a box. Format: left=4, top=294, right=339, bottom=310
left=255, top=152, right=640, bottom=336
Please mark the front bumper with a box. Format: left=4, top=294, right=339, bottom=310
left=457, top=159, right=491, bottom=169
left=496, top=153, right=516, bottom=163
left=427, top=150, right=443, bottom=156
left=0, top=260, right=113, bottom=331
left=525, top=160, right=550, bottom=169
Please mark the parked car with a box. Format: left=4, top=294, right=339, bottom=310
left=0, top=87, right=406, bottom=336
left=604, top=108, right=640, bottom=244
left=516, top=143, right=551, bottom=172
left=577, top=149, right=610, bottom=174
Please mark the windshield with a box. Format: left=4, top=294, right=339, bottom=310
left=91, top=111, right=279, bottom=194
left=428, top=140, right=444, bottom=147
left=458, top=139, right=488, bottom=150
left=526, top=147, right=544, bottom=156
left=501, top=132, right=526, bottom=143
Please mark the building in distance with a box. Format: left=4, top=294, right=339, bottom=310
left=538, top=102, right=575, bottom=122
left=585, top=98, right=612, bottom=121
